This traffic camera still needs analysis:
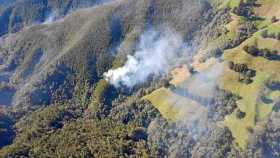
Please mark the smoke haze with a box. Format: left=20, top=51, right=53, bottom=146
left=104, top=29, right=192, bottom=88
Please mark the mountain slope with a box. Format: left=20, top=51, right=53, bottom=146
left=0, top=0, right=279, bottom=157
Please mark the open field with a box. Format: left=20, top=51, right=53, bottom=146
left=221, top=22, right=280, bottom=149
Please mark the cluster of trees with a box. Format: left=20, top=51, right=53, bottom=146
left=243, top=45, right=280, bottom=61
left=0, top=0, right=104, bottom=36
left=1, top=0, right=279, bottom=157
left=271, top=16, right=279, bottom=23
left=228, top=61, right=256, bottom=84
left=208, top=89, right=239, bottom=121
left=192, top=126, right=235, bottom=158
left=195, top=8, right=232, bottom=51
left=200, top=48, right=224, bottom=62
left=29, top=64, right=75, bottom=107
left=0, top=84, right=15, bottom=106
left=273, top=100, right=280, bottom=112
left=232, top=0, right=257, bottom=18
left=266, top=81, right=280, bottom=91
left=2, top=73, right=277, bottom=158
left=0, top=73, right=248, bottom=158
left=261, top=30, right=280, bottom=40
left=226, top=22, right=257, bottom=49
left=258, top=112, right=280, bottom=158
left=0, top=110, right=14, bottom=148
left=236, top=109, right=246, bottom=119
left=0, top=82, right=156, bottom=157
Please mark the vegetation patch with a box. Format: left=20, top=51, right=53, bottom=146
left=143, top=87, right=207, bottom=122
left=254, top=0, right=280, bottom=19
left=212, top=0, right=242, bottom=9
left=221, top=23, right=280, bottom=149
left=143, top=88, right=180, bottom=121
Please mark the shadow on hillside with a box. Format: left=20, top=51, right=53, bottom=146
left=0, top=87, right=15, bottom=106
left=0, top=114, right=15, bottom=148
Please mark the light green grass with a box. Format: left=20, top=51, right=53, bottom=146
left=253, top=0, right=280, bottom=28
left=255, top=0, right=280, bottom=18
left=204, top=13, right=244, bottom=51
left=143, top=87, right=206, bottom=122
left=221, top=23, right=280, bottom=149
left=145, top=0, right=280, bottom=149
left=254, top=19, right=271, bottom=29
left=143, top=88, right=181, bottom=121
left=220, top=0, right=241, bottom=9
left=267, top=23, right=280, bottom=33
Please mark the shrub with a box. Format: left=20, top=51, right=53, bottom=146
left=262, top=48, right=271, bottom=58
left=213, top=48, right=223, bottom=58
left=245, top=70, right=256, bottom=78
left=261, top=30, right=280, bottom=40
left=273, top=100, right=280, bottom=112
left=271, top=16, right=278, bottom=23
left=189, top=67, right=196, bottom=74
left=247, top=45, right=259, bottom=56
left=242, top=77, right=253, bottom=84
left=228, top=62, right=255, bottom=84
left=163, top=80, right=170, bottom=88
left=129, top=127, right=148, bottom=141
left=243, top=45, right=249, bottom=52
left=243, top=45, right=280, bottom=60
left=246, top=127, right=254, bottom=134
left=236, top=109, right=246, bottom=119
left=169, top=84, right=176, bottom=91
left=228, top=61, right=234, bottom=70
left=232, top=0, right=255, bottom=18
left=261, top=30, right=268, bottom=38
left=0, top=113, right=14, bottom=148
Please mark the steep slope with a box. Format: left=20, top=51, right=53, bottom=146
left=0, top=0, right=279, bottom=157
left=221, top=0, right=280, bottom=149
left=0, top=0, right=211, bottom=113
left=143, top=0, right=280, bottom=152
left=222, top=23, right=280, bottom=149
left=0, top=0, right=215, bottom=156
left=0, top=0, right=107, bottom=36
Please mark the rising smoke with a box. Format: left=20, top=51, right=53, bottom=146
left=103, top=26, right=228, bottom=155
left=104, top=28, right=193, bottom=88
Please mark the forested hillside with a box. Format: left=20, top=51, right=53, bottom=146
left=0, top=0, right=279, bottom=157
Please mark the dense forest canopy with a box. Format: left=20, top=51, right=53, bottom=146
left=0, top=0, right=279, bottom=157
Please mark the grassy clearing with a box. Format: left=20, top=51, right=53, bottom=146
left=143, top=88, right=180, bottom=121
left=210, top=0, right=236, bottom=9
left=143, top=87, right=207, bottom=122
left=213, top=0, right=241, bottom=9
left=170, top=65, right=190, bottom=86
left=253, top=0, right=280, bottom=28
left=221, top=23, right=280, bottom=149
left=144, top=60, right=218, bottom=122
left=266, top=23, right=280, bottom=33
left=254, top=0, right=280, bottom=18
left=142, top=0, right=280, bottom=152
left=205, top=13, right=244, bottom=50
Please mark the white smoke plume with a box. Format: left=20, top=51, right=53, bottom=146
left=185, top=62, right=223, bottom=97
left=104, top=29, right=192, bottom=88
